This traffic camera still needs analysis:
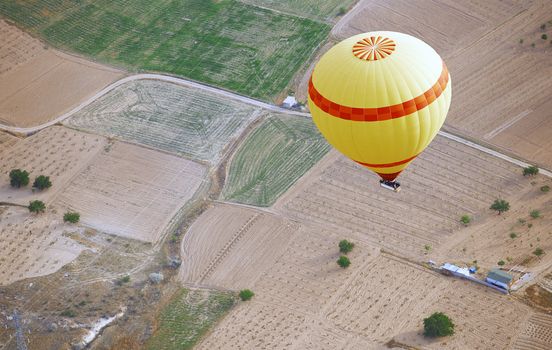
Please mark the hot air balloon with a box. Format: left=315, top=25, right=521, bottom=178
left=308, top=31, right=451, bottom=192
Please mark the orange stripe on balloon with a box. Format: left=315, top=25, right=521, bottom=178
left=309, top=62, right=449, bottom=122
left=354, top=153, right=418, bottom=168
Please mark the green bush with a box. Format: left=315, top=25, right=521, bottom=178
left=541, top=185, right=550, bottom=193
left=497, top=260, right=505, bottom=266
left=530, top=210, right=541, bottom=219
left=239, top=289, right=254, bottom=301
left=33, top=175, right=52, bottom=190
left=460, top=215, right=471, bottom=225
left=542, top=34, right=548, bottom=40
left=28, top=200, right=46, bottom=213
left=337, top=255, right=351, bottom=268
left=63, top=212, right=80, bottom=223
left=9, top=169, right=29, bottom=188
left=534, top=248, right=544, bottom=257
left=510, top=232, right=518, bottom=239
left=423, top=312, right=455, bottom=338
left=60, top=309, right=76, bottom=317
left=523, top=165, right=539, bottom=176
left=116, top=275, right=130, bottom=285
left=338, top=239, right=355, bottom=254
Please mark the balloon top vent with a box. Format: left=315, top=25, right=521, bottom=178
left=352, top=36, right=395, bottom=61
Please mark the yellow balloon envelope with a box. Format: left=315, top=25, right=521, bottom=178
left=308, top=31, right=451, bottom=181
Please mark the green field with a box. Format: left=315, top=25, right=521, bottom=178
left=0, top=0, right=329, bottom=100
left=239, top=0, right=357, bottom=21
left=146, top=289, right=235, bottom=350
left=65, top=79, right=260, bottom=163
left=222, top=114, right=330, bottom=207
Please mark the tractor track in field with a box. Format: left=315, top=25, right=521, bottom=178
left=1, top=73, right=550, bottom=178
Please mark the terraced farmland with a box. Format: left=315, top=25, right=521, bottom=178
left=239, top=0, right=356, bottom=21
left=0, top=126, right=105, bottom=205
left=514, top=313, right=552, bottom=350
left=55, top=141, right=207, bottom=242
left=222, top=114, right=330, bottom=206
left=0, top=131, right=18, bottom=148
left=146, top=288, right=235, bottom=350
left=66, top=79, right=260, bottom=164
left=0, top=0, right=329, bottom=100
left=0, top=207, right=84, bottom=286
left=274, top=135, right=530, bottom=259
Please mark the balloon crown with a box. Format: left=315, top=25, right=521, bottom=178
left=352, top=36, right=395, bottom=61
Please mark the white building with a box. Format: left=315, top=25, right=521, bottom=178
left=282, top=95, right=298, bottom=109
left=486, top=269, right=513, bottom=290
left=440, top=263, right=471, bottom=277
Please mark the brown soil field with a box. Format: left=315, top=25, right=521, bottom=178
left=55, top=142, right=207, bottom=243
left=182, top=202, right=537, bottom=349
left=0, top=206, right=84, bottom=286
left=513, top=313, right=552, bottom=350
left=0, top=126, right=106, bottom=205
left=183, top=134, right=552, bottom=349
left=434, top=177, right=552, bottom=274
left=274, top=135, right=531, bottom=260
left=326, top=0, right=552, bottom=168
left=0, top=131, right=18, bottom=148
left=179, top=204, right=300, bottom=290
left=0, top=20, right=122, bottom=128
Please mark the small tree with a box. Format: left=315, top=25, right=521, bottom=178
left=28, top=200, right=45, bottom=214
left=530, top=210, right=541, bottom=219
left=541, top=185, right=550, bottom=193
left=542, top=34, right=548, bottom=40
left=423, top=312, right=454, bottom=338
left=460, top=215, right=471, bottom=226
left=33, top=175, right=52, bottom=190
left=523, top=165, right=539, bottom=176
left=239, top=289, right=254, bottom=301
left=339, top=239, right=355, bottom=254
left=63, top=212, right=80, bottom=223
left=497, top=260, right=505, bottom=266
left=337, top=7, right=346, bottom=15
left=116, top=275, right=130, bottom=285
left=337, top=255, right=351, bottom=268
left=510, top=232, right=518, bottom=239
left=9, top=169, right=29, bottom=188
left=490, top=199, right=510, bottom=215
left=534, top=248, right=544, bottom=257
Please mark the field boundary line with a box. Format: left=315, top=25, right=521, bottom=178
left=2, top=72, right=550, bottom=179
left=0, top=74, right=308, bottom=135
left=484, top=109, right=532, bottom=140
left=438, top=130, right=552, bottom=178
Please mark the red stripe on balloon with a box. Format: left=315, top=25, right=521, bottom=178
left=309, top=62, right=449, bottom=122
left=354, top=154, right=418, bottom=168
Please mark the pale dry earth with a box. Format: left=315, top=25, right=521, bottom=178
left=0, top=131, right=17, bottom=149
left=274, top=135, right=530, bottom=260
left=328, top=0, right=552, bottom=168
left=55, top=141, right=207, bottom=243
left=0, top=126, right=106, bottom=205
left=0, top=206, right=84, bottom=286
left=184, top=133, right=552, bottom=349
left=513, top=313, right=552, bottom=350
left=0, top=20, right=122, bottom=128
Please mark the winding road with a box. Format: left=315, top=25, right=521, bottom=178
left=1, top=73, right=550, bottom=178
